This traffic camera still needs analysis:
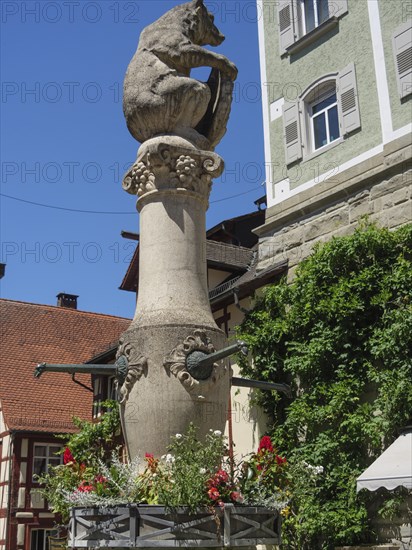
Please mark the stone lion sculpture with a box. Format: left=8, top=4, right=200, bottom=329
left=123, top=0, right=238, bottom=151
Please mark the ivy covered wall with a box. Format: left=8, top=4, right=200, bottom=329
left=238, top=222, right=412, bottom=549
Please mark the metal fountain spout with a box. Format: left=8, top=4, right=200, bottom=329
left=186, top=340, right=248, bottom=380
left=34, top=356, right=128, bottom=386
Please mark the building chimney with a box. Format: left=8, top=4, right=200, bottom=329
left=0, top=264, right=5, bottom=279
left=56, top=292, right=78, bottom=309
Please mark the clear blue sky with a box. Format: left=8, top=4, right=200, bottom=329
left=0, top=0, right=265, bottom=318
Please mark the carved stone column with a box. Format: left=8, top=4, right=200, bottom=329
left=119, top=136, right=230, bottom=460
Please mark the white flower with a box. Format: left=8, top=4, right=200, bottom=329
left=199, top=468, right=206, bottom=474
left=303, top=461, right=324, bottom=475
left=165, top=453, right=175, bottom=464
left=175, top=433, right=182, bottom=439
left=213, top=430, right=222, bottom=436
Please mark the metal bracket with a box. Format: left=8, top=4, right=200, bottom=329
left=231, top=376, right=292, bottom=398
left=71, top=374, right=93, bottom=393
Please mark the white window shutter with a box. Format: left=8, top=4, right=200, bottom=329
left=283, top=100, right=302, bottom=165
left=392, top=20, right=412, bottom=99
left=328, top=0, right=348, bottom=19
left=278, top=0, right=295, bottom=54
left=338, top=63, right=361, bottom=135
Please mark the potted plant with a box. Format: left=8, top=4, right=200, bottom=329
left=39, top=414, right=288, bottom=548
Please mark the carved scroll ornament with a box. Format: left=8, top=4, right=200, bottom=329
left=163, top=329, right=229, bottom=401
left=116, top=340, right=148, bottom=404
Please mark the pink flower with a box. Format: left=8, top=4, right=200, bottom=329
left=257, top=436, right=274, bottom=454
left=208, top=487, right=220, bottom=501
left=63, top=447, right=75, bottom=465
left=230, top=491, right=244, bottom=503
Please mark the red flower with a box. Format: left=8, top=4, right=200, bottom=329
left=257, top=436, right=274, bottom=454
left=206, top=477, right=217, bottom=489
left=215, top=469, right=229, bottom=484
left=275, top=455, right=287, bottom=466
left=94, top=474, right=108, bottom=484
left=230, top=491, right=244, bottom=503
left=63, top=447, right=75, bottom=465
left=78, top=481, right=93, bottom=493
left=208, top=487, right=220, bottom=501
left=145, top=453, right=158, bottom=473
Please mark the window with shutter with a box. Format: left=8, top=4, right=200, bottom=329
left=278, top=0, right=348, bottom=55
left=283, top=101, right=303, bottom=164
left=282, top=66, right=360, bottom=164
left=392, top=20, right=412, bottom=99
left=278, top=0, right=296, bottom=54
left=337, top=63, right=361, bottom=135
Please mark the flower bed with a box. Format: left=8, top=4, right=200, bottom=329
left=69, top=503, right=281, bottom=548
left=38, top=416, right=288, bottom=548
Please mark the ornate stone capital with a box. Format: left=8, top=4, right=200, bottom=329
left=116, top=339, right=147, bottom=405
left=163, top=329, right=229, bottom=401
left=122, top=136, right=224, bottom=205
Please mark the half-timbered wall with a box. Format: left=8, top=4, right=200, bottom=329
left=0, top=405, right=11, bottom=550
left=0, top=429, right=63, bottom=550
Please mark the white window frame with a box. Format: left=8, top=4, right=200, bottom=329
left=278, top=0, right=348, bottom=56
left=283, top=65, right=360, bottom=165
left=30, top=528, right=58, bottom=550
left=309, top=88, right=340, bottom=152
left=32, top=443, right=62, bottom=481
left=299, top=0, right=329, bottom=35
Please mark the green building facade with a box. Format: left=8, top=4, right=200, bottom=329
left=256, top=0, right=411, bottom=276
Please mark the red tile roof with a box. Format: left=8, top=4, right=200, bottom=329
left=0, top=299, right=130, bottom=433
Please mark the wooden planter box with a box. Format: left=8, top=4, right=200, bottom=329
left=69, top=504, right=281, bottom=548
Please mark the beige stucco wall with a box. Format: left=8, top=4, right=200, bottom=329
left=227, top=300, right=269, bottom=458
left=210, top=295, right=269, bottom=458
left=208, top=268, right=233, bottom=290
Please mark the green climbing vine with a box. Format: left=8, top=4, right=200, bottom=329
left=60, top=400, right=121, bottom=468
left=238, top=221, right=412, bottom=549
